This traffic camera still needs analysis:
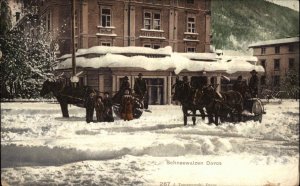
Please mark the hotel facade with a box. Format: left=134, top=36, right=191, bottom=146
left=38, top=0, right=212, bottom=56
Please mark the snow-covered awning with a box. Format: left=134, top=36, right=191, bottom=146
left=56, top=46, right=264, bottom=75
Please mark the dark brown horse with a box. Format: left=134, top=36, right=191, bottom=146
left=172, top=80, right=206, bottom=126
left=199, top=85, right=244, bottom=125
left=40, top=79, right=95, bottom=117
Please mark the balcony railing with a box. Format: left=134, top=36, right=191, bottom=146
left=184, top=32, right=199, bottom=42
left=139, top=29, right=166, bottom=40
left=96, top=26, right=117, bottom=37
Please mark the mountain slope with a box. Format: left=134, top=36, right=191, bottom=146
left=211, top=0, right=299, bottom=53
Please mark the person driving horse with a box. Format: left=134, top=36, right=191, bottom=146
left=120, top=76, right=131, bottom=93
left=182, top=76, right=192, bottom=101
left=249, top=70, right=259, bottom=97
left=233, top=75, right=248, bottom=99
left=134, top=73, right=148, bottom=109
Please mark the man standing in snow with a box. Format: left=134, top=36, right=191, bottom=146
left=134, top=73, right=148, bottom=109
left=84, top=90, right=96, bottom=123
left=103, top=92, right=114, bottom=122
left=249, top=70, right=259, bottom=97
left=94, top=95, right=105, bottom=122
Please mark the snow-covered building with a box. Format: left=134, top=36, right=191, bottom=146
left=56, top=46, right=264, bottom=105
left=249, top=37, right=300, bottom=91
left=37, top=0, right=212, bottom=56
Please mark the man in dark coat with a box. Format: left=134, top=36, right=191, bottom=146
left=182, top=76, right=192, bottom=101
left=134, top=73, right=148, bottom=109
left=249, top=70, right=259, bottom=97
left=103, top=92, right=114, bottom=122
left=120, top=76, right=131, bottom=94
left=84, top=90, right=95, bottom=123
left=95, top=95, right=105, bottom=122
left=233, top=75, right=248, bottom=98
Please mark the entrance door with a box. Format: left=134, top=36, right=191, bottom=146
left=145, top=78, right=164, bottom=105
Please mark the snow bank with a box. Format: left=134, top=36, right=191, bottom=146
left=1, top=101, right=298, bottom=185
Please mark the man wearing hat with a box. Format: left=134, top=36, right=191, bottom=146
left=134, top=73, right=148, bottom=109
left=84, top=88, right=96, bottom=123
left=120, top=76, right=131, bottom=94
left=249, top=70, right=259, bottom=97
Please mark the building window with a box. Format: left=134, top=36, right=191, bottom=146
left=144, top=11, right=161, bottom=30
left=261, top=59, right=266, bottom=69
left=186, top=47, right=196, bottom=53
left=153, top=13, right=161, bottom=30
left=260, top=76, right=266, bottom=85
left=144, top=12, right=151, bottom=29
left=187, top=17, right=195, bottom=33
left=273, top=75, right=280, bottom=86
left=187, top=0, right=194, bottom=4
left=144, top=44, right=151, bottom=48
left=275, top=46, right=280, bottom=54
left=16, top=12, right=20, bottom=22
left=101, top=42, right=111, bottom=46
left=274, top=59, right=280, bottom=70
left=261, top=47, right=266, bottom=54
left=288, top=44, right=294, bottom=52
left=289, top=58, right=295, bottom=69
left=101, top=8, right=111, bottom=27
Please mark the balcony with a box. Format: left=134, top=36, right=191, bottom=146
left=183, top=32, right=199, bottom=42
left=96, top=26, right=117, bottom=37
left=139, top=29, right=166, bottom=40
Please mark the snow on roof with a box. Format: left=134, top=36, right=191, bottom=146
left=56, top=52, right=264, bottom=74
left=248, top=37, right=299, bottom=48
left=59, top=46, right=173, bottom=59
left=178, top=53, right=218, bottom=61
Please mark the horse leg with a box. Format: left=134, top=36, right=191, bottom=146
left=214, top=107, right=219, bottom=126
left=182, top=107, right=187, bottom=126
left=207, top=108, right=214, bottom=124
left=199, top=108, right=205, bottom=120
left=59, top=102, right=69, bottom=117
left=192, top=110, right=196, bottom=125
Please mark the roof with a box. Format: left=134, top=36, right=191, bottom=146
left=56, top=46, right=264, bottom=75
left=248, top=37, right=299, bottom=48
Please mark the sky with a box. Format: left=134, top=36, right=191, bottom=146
left=267, top=0, right=299, bottom=11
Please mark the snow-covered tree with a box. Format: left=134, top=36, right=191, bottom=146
left=0, top=9, right=66, bottom=99
left=282, top=70, right=300, bottom=100
left=0, top=27, right=55, bottom=98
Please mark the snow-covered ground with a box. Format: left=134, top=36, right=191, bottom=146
left=1, top=100, right=299, bottom=186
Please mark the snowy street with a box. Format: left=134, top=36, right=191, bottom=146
left=1, top=100, right=299, bottom=186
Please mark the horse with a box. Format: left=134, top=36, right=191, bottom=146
left=111, top=88, right=144, bottom=119
left=40, top=79, right=95, bottom=117
left=172, top=80, right=206, bottom=126
left=199, top=85, right=244, bottom=125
